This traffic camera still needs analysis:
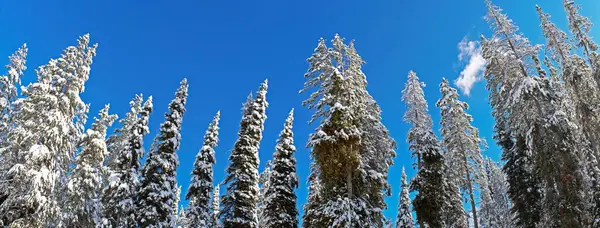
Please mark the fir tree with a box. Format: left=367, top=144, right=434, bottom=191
left=220, top=79, right=268, bottom=228
left=64, top=105, right=117, bottom=227
left=262, top=109, right=298, bottom=228
left=210, top=185, right=221, bottom=228
left=0, top=34, right=95, bottom=227
left=102, top=95, right=153, bottom=228
left=436, top=78, right=486, bottom=228
left=395, top=167, right=413, bottom=228
left=402, top=71, right=445, bottom=228
left=186, top=111, right=220, bottom=228
left=137, top=79, right=188, bottom=227
left=479, top=159, right=513, bottom=228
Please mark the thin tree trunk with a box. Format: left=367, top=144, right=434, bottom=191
left=346, top=145, right=353, bottom=198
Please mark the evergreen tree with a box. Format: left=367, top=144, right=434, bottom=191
left=301, top=162, right=321, bottom=228
left=563, top=0, right=598, bottom=67
left=102, top=95, right=153, bottom=228
left=210, top=185, right=221, bottom=228
left=402, top=71, right=445, bottom=228
left=479, top=159, right=513, bottom=228
left=395, top=167, right=413, bottom=228
left=220, top=79, right=268, bottom=228
left=0, top=44, right=27, bottom=212
left=484, top=1, right=588, bottom=226
left=186, top=111, right=220, bottom=228
left=442, top=175, right=468, bottom=228
left=64, top=105, right=117, bottom=227
left=436, top=78, right=486, bottom=228
left=262, top=109, right=298, bottom=228
left=0, top=34, right=95, bottom=227
left=137, top=79, right=188, bottom=227
left=257, top=160, right=272, bottom=227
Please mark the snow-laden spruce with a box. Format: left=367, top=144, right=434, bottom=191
left=0, top=44, right=27, bottom=145
left=64, top=105, right=117, bottom=227
left=257, top=160, right=272, bottom=227
left=401, top=70, right=446, bottom=228
left=210, top=185, right=220, bottom=227
left=479, top=159, right=513, bottom=228
left=0, top=34, right=95, bottom=227
left=186, top=111, right=220, bottom=228
left=301, top=34, right=395, bottom=227
left=220, top=79, right=268, bottom=228
left=137, top=79, right=188, bottom=228
left=395, top=167, right=413, bottom=228
left=443, top=175, right=468, bottom=228
left=262, top=109, right=298, bottom=228
left=484, top=1, right=589, bottom=226
left=563, top=0, right=598, bottom=67
left=301, top=162, right=321, bottom=228
left=102, top=95, right=153, bottom=228
left=0, top=44, right=27, bottom=211
left=436, top=78, right=487, bottom=228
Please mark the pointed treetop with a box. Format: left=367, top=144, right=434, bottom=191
left=93, top=104, right=118, bottom=133
left=5, top=43, right=28, bottom=84
left=536, top=5, right=571, bottom=64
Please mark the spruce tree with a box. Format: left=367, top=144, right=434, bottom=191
left=137, top=79, right=188, bottom=227
left=0, top=34, right=95, bottom=227
left=402, top=71, right=445, bottom=228
left=262, top=109, right=298, bottom=228
left=484, top=1, right=588, bottom=226
left=257, top=160, right=272, bottom=227
left=395, top=167, right=413, bottom=228
left=102, top=95, right=153, bottom=228
left=301, top=163, right=321, bottom=228
left=220, top=79, right=268, bottom=228
left=479, top=159, right=513, bottom=228
left=563, top=0, right=598, bottom=67
left=436, top=78, right=486, bottom=228
left=210, top=185, right=221, bottom=227
left=186, top=111, right=220, bottom=227
left=65, top=105, right=117, bottom=227
left=442, top=175, right=468, bottom=228
left=0, top=44, right=27, bottom=213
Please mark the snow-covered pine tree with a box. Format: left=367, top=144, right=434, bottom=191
left=484, top=1, right=588, bottom=226
left=479, top=159, right=513, bottom=228
left=301, top=162, right=321, bottom=228
left=563, top=0, right=598, bottom=67
left=64, top=105, right=117, bottom=227
left=395, top=167, right=413, bottom=228
left=262, top=109, right=298, bottom=228
left=210, top=185, right=220, bottom=228
left=0, top=44, right=27, bottom=212
left=137, top=79, right=188, bottom=227
left=257, top=160, right=272, bottom=227
left=0, top=44, right=27, bottom=144
left=185, top=111, right=220, bottom=228
left=401, top=70, right=445, bottom=228
left=220, top=79, right=268, bottom=228
left=436, top=78, right=486, bottom=228
left=102, top=95, right=153, bottom=228
left=442, top=175, right=468, bottom=228
left=0, top=34, right=95, bottom=227
left=538, top=5, right=600, bottom=221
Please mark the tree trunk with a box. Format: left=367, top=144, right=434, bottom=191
left=465, top=169, right=479, bottom=228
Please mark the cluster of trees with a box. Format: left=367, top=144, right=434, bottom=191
left=0, top=0, right=599, bottom=227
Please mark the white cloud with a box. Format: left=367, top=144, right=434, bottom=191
left=455, top=37, right=486, bottom=96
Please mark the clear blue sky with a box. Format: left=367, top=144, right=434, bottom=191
left=1, top=0, right=599, bottom=223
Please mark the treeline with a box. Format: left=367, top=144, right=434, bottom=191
left=0, top=0, right=598, bottom=227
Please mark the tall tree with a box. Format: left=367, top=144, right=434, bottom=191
left=484, top=1, right=588, bottom=226
left=257, top=160, right=272, bottom=227
left=301, top=163, right=321, bottom=228
left=0, top=34, right=95, bottom=227
left=262, top=109, right=299, bottom=228
left=186, top=111, right=220, bottom=228
left=563, top=0, right=598, bottom=67
left=395, top=167, right=413, bottom=228
left=102, top=95, right=153, bottom=228
left=137, top=79, right=188, bottom=227
left=210, top=185, right=221, bottom=228
left=0, top=44, right=27, bottom=212
left=436, top=78, right=486, bottom=228
left=442, top=175, right=468, bottom=228
left=402, top=71, right=445, bottom=228
left=479, top=159, right=513, bottom=228
left=220, top=79, right=268, bottom=228
left=64, top=105, right=117, bottom=227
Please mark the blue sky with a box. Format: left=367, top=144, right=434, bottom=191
left=1, top=0, right=599, bottom=223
